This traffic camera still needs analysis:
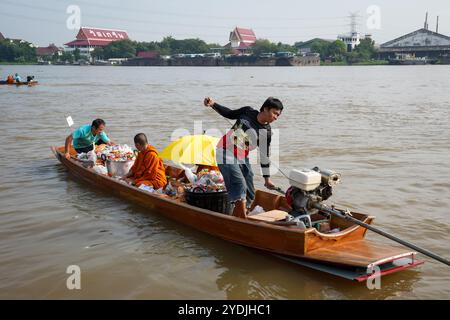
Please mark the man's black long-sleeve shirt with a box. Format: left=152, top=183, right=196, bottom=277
left=212, top=102, right=272, bottom=178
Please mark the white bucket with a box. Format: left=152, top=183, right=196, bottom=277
left=106, top=160, right=135, bottom=178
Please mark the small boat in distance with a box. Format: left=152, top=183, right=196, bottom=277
left=0, top=80, right=39, bottom=86
left=388, top=53, right=436, bottom=65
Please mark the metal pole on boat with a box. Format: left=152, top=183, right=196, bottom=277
left=271, top=187, right=450, bottom=266
left=218, top=107, right=450, bottom=266
left=313, top=203, right=450, bottom=267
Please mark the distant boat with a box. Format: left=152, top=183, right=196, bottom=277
left=0, top=80, right=38, bottom=86
left=388, top=53, right=434, bottom=65
left=441, top=54, right=450, bottom=65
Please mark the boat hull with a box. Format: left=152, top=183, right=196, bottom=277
left=52, top=146, right=423, bottom=280
left=0, top=81, right=38, bottom=86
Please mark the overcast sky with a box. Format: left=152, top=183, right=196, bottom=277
left=1, top=0, right=449, bottom=47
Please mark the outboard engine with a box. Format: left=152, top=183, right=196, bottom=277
left=285, top=167, right=341, bottom=228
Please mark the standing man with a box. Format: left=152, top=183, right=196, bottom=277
left=64, top=118, right=114, bottom=159
left=204, top=97, right=284, bottom=218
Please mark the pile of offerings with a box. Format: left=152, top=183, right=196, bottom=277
left=186, top=169, right=226, bottom=193
left=94, top=144, right=136, bottom=178
left=184, top=168, right=229, bottom=213
left=97, top=144, right=136, bottom=162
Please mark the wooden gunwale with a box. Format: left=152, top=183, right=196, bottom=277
left=52, top=146, right=415, bottom=269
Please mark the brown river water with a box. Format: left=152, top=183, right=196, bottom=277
left=0, top=65, right=449, bottom=299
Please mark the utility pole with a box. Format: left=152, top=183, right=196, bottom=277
left=436, top=16, right=439, bottom=33
left=349, top=12, right=359, bottom=34
left=424, top=12, right=429, bottom=30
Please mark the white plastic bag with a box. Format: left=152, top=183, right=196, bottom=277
left=139, top=184, right=155, bottom=192
left=250, top=205, right=265, bottom=215
left=93, top=165, right=108, bottom=175
left=87, top=150, right=97, bottom=162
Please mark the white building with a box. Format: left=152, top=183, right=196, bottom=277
left=338, top=32, right=361, bottom=52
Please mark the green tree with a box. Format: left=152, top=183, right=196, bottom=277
left=250, top=39, right=276, bottom=56
left=135, top=41, right=161, bottom=54
left=0, top=40, right=36, bottom=62
left=207, top=43, right=222, bottom=49
left=0, top=40, right=16, bottom=61
left=51, top=52, right=60, bottom=63
left=353, top=38, right=376, bottom=61
left=276, top=42, right=297, bottom=53
left=60, top=51, right=74, bottom=64
left=311, top=41, right=328, bottom=58
left=327, top=40, right=347, bottom=61
left=103, top=40, right=136, bottom=58
left=251, top=39, right=278, bottom=56
left=346, top=38, right=376, bottom=63
left=161, top=37, right=210, bottom=54
left=73, top=48, right=81, bottom=61
left=91, top=47, right=104, bottom=60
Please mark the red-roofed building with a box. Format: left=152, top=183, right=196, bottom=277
left=137, top=51, right=160, bottom=59
left=36, top=43, right=62, bottom=59
left=64, top=27, right=129, bottom=59
left=227, top=27, right=257, bottom=54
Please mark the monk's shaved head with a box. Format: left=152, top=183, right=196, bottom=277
left=134, top=133, right=148, bottom=146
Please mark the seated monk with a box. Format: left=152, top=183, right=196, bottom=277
left=124, top=133, right=167, bottom=189
left=6, top=75, right=14, bottom=84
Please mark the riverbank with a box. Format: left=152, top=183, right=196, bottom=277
left=123, top=55, right=321, bottom=67
left=3, top=59, right=449, bottom=67
left=0, top=61, right=38, bottom=65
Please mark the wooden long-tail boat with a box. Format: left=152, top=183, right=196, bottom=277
left=0, top=80, right=38, bottom=86
left=52, top=146, right=423, bottom=281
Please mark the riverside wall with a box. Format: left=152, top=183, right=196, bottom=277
left=123, top=56, right=320, bottom=67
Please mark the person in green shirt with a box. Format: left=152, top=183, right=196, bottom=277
left=64, top=119, right=114, bottom=159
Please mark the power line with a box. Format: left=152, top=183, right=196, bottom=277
left=1, top=1, right=349, bottom=31
left=0, top=6, right=347, bottom=42
left=71, top=0, right=350, bottom=22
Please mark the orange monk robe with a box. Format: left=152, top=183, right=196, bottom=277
left=130, top=145, right=167, bottom=189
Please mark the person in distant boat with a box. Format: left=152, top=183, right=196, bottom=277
left=14, top=73, right=21, bottom=83
left=26, top=75, right=35, bottom=83
left=204, top=96, right=283, bottom=218
left=64, top=118, right=114, bottom=159
left=123, top=133, right=167, bottom=189
left=6, top=74, right=14, bottom=84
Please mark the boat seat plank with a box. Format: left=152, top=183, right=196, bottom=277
left=248, top=210, right=289, bottom=222
left=305, top=240, right=416, bottom=267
